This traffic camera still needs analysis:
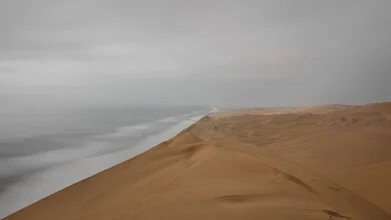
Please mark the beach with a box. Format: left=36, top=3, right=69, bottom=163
left=0, top=106, right=211, bottom=218
left=4, top=102, right=391, bottom=220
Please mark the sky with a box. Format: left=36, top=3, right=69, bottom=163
left=1, top=0, right=390, bottom=107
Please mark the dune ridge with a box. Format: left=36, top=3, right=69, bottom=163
left=4, top=102, right=391, bottom=220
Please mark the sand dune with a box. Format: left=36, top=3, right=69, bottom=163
left=4, top=102, right=391, bottom=220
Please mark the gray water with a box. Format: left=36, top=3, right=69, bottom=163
left=0, top=105, right=213, bottom=218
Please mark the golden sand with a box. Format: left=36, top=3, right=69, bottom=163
left=5, top=102, right=391, bottom=220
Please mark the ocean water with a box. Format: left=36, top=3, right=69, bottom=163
left=0, top=105, right=215, bottom=218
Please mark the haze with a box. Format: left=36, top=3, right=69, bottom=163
left=1, top=0, right=390, bottom=108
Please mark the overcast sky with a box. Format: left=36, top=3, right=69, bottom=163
left=1, top=0, right=390, bottom=107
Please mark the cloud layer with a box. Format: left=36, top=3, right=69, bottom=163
left=1, top=0, right=390, bottom=106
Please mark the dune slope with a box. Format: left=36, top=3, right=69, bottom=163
left=5, top=103, right=391, bottom=220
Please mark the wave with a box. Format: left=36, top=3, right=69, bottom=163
left=158, top=116, right=178, bottom=123
left=96, top=108, right=212, bottom=140
left=96, top=124, right=152, bottom=139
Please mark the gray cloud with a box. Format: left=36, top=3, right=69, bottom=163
left=1, top=0, right=390, bottom=107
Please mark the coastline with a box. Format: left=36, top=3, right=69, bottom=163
left=0, top=112, right=210, bottom=219
left=4, top=103, right=391, bottom=220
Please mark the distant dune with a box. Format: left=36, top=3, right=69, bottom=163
left=5, top=102, right=391, bottom=220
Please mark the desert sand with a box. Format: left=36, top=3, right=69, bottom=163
left=4, top=102, right=391, bottom=220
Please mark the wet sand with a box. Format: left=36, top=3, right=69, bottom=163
left=4, top=102, right=391, bottom=220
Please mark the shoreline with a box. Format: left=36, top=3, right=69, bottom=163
left=0, top=113, right=208, bottom=219
left=4, top=103, right=391, bottom=220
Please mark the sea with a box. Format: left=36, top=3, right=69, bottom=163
left=0, top=105, right=215, bottom=218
